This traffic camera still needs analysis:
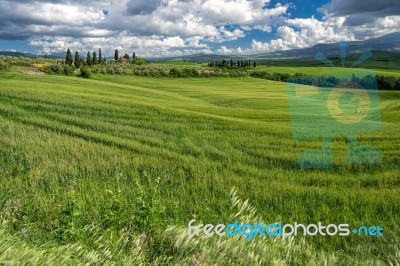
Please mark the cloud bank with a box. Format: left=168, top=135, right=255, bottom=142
left=0, top=0, right=398, bottom=57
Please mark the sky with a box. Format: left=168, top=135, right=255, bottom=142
left=0, top=0, right=399, bottom=57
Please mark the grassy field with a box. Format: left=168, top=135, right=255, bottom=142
left=254, top=66, right=400, bottom=77
left=150, top=61, right=199, bottom=66
left=255, top=51, right=400, bottom=70
left=0, top=69, right=399, bottom=264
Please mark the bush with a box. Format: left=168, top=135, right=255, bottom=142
left=169, top=68, right=181, bottom=77
left=48, top=64, right=64, bottom=75
left=80, top=67, right=91, bottom=79
left=91, top=66, right=100, bottom=74
left=105, top=66, right=114, bottom=74
left=0, top=61, right=10, bottom=71
left=377, top=75, right=399, bottom=90
left=113, top=66, right=122, bottom=74
left=63, top=65, right=75, bottom=76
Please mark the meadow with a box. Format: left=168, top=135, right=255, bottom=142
left=0, top=67, right=399, bottom=265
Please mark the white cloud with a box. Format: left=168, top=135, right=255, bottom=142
left=217, top=14, right=400, bottom=55
left=29, top=34, right=198, bottom=57
left=0, top=0, right=399, bottom=57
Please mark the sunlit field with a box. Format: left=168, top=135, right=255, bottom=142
left=0, top=70, right=399, bottom=264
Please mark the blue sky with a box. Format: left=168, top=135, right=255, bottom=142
left=0, top=0, right=398, bottom=57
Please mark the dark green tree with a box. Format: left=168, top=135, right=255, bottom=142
left=98, top=48, right=102, bottom=64
left=114, top=49, right=119, bottom=61
left=65, top=48, right=73, bottom=65
left=253, top=61, right=257, bottom=68
left=86, top=51, right=92, bottom=66
left=92, top=51, right=97, bottom=65
left=132, top=52, right=136, bottom=64
left=74, top=51, right=81, bottom=68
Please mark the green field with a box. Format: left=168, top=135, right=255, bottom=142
left=150, top=61, right=199, bottom=66
left=0, top=70, right=399, bottom=264
left=254, top=66, right=400, bottom=77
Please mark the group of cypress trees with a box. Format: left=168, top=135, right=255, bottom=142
left=65, top=48, right=106, bottom=68
left=65, top=48, right=139, bottom=67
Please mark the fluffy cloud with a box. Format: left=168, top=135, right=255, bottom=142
left=125, top=0, right=167, bottom=16
left=0, top=0, right=291, bottom=55
left=320, top=0, right=400, bottom=24
left=30, top=34, right=190, bottom=56
left=0, top=0, right=399, bottom=57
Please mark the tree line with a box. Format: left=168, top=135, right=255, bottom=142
left=208, top=59, right=256, bottom=68
left=64, top=48, right=144, bottom=68
left=251, top=71, right=400, bottom=90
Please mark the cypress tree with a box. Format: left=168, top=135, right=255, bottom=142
left=253, top=61, right=257, bottom=68
left=132, top=52, right=136, bottom=64
left=98, top=48, right=102, bottom=64
left=92, top=51, right=97, bottom=65
left=114, top=49, right=119, bottom=61
left=65, top=48, right=73, bottom=65
left=74, top=51, right=81, bottom=68
left=86, top=51, right=92, bottom=66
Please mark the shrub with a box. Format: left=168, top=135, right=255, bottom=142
left=91, top=66, right=100, bottom=74
left=48, top=64, right=64, bottom=75
left=113, top=66, right=122, bottom=74
left=169, top=68, right=181, bottom=77
left=0, top=61, right=10, bottom=71
left=63, top=65, right=75, bottom=76
left=377, top=75, right=398, bottom=90
left=106, top=66, right=115, bottom=74
left=80, top=67, right=91, bottom=79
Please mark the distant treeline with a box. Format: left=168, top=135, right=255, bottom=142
left=1, top=54, right=399, bottom=90
left=208, top=59, right=256, bottom=68
left=251, top=71, right=400, bottom=90
left=44, top=63, right=248, bottom=78
left=63, top=48, right=147, bottom=68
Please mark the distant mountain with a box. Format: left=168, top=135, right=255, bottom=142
left=0, top=51, right=40, bottom=58
left=46, top=52, right=65, bottom=59
left=154, top=32, right=400, bottom=62
left=1, top=32, right=399, bottom=62
left=253, top=32, right=400, bottom=59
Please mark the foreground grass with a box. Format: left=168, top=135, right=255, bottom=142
left=0, top=71, right=399, bottom=264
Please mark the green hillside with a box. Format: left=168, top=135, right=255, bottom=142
left=0, top=71, right=399, bottom=264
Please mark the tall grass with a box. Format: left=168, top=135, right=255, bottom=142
left=0, top=71, right=399, bottom=263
